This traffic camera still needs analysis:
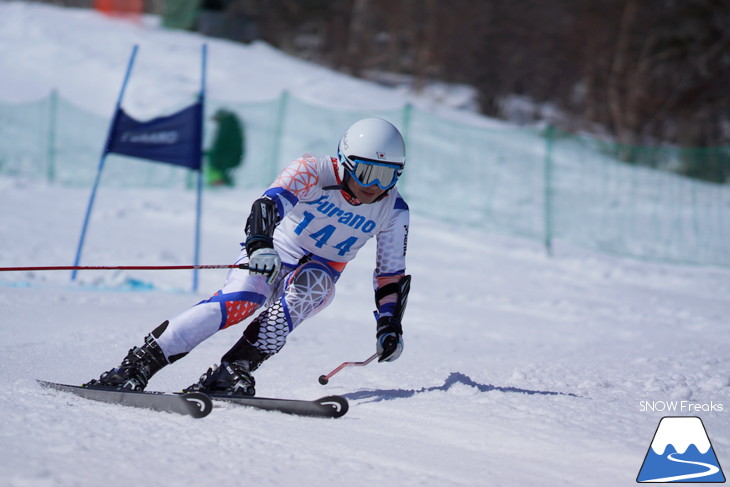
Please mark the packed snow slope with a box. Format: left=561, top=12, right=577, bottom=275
left=1, top=3, right=729, bottom=487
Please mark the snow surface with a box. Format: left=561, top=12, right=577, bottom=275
left=1, top=3, right=729, bottom=487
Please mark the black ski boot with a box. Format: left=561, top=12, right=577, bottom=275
left=184, top=361, right=257, bottom=396
left=184, top=338, right=270, bottom=397
left=85, top=334, right=169, bottom=391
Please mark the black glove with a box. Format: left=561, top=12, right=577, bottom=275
left=376, top=316, right=403, bottom=362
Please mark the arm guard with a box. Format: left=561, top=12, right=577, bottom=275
left=374, top=274, right=411, bottom=322
left=375, top=275, right=410, bottom=362
left=244, top=197, right=281, bottom=255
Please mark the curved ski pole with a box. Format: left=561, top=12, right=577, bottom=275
left=318, top=353, right=378, bottom=385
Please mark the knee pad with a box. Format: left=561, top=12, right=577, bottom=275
left=244, top=262, right=338, bottom=354
left=282, top=261, right=336, bottom=328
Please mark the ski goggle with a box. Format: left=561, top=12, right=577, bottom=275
left=347, top=157, right=401, bottom=190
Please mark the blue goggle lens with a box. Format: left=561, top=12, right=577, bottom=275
left=349, top=158, right=400, bottom=190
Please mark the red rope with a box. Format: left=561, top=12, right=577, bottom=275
left=0, top=264, right=245, bottom=272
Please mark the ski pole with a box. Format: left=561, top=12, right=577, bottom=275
left=318, top=353, right=378, bottom=385
left=0, top=264, right=250, bottom=272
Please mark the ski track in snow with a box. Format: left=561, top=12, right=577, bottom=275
left=0, top=3, right=729, bottom=486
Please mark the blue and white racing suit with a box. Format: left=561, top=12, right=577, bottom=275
left=154, top=153, right=409, bottom=360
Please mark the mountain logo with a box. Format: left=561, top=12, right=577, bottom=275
left=637, top=416, right=725, bottom=483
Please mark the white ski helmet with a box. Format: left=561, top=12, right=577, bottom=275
left=337, top=118, right=406, bottom=190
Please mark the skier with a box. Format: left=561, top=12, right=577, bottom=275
left=86, top=118, right=411, bottom=396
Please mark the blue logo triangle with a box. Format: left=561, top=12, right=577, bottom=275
left=637, top=417, right=725, bottom=483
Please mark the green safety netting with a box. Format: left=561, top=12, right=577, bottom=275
left=1, top=92, right=728, bottom=267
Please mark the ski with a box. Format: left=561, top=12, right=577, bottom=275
left=37, top=380, right=348, bottom=418
left=210, top=393, right=349, bottom=418
left=37, top=380, right=212, bottom=418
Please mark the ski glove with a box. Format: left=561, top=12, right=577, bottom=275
left=248, top=247, right=282, bottom=284
left=376, top=316, right=403, bottom=362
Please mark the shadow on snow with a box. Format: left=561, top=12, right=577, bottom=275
left=342, top=371, right=579, bottom=403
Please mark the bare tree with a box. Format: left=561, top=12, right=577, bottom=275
left=196, top=0, right=730, bottom=154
